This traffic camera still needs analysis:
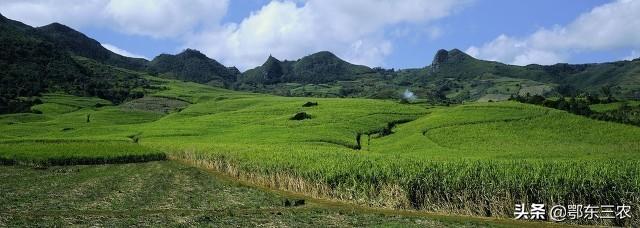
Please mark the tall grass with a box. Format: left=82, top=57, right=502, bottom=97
left=170, top=149, right=639, bottom=226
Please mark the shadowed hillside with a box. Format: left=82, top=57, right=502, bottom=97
left=35, top=22, right=148, bottom=71
left=149, top=49, right=240, bottom=88
left=0, top=14, right=151, bottom=113
left=239, top=51, right=373, bottom=85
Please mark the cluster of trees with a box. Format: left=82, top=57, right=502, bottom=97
left=591, top=103, right=640, bottom=126
left=511, top=94, right=593, bottom=116
left=556, top=84, right=618, bottom=102
left=511, top=94, right=639, bottom=126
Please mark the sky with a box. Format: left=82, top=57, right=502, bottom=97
left=1, top=0, right=639, bottom=71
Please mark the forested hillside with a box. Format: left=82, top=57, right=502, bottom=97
left=149, top=49, right=240, bottom=88
left=0, top=14, right=151, bottom=113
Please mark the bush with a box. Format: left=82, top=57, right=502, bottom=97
left=290, top=112, right=312, bottom=120
left=302, top=101, right=318, bottom=107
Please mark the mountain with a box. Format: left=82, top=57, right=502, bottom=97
left=430, top=49, right=477, bottom=74
left=1, top=13, right=639, bottom=110
left=149, top=49, right=239, bottom=88
left=35, top=22, right=148, bottom=70
left=423, top=49, right=640, bottom=99
left=1, top=13, right=85, bottom=110
left=0, top=14, right=150, bottom=113
left=239, top=51, right=374, bottom=85
left=235, top=48, right=640, bottom=102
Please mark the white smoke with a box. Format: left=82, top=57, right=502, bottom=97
left=403, top=89, right=417, bottom=101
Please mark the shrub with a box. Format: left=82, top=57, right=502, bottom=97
left=290, top=112, right=312, bottom=120
left=302, top=101, right=318, bottom=107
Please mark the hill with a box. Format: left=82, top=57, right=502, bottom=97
left=148, top=49, right=240, bottom=88
left=235, top=48, right=640, bottom=102
left=35, top=23, right=148, bottom=71
left=240, top=51, right=373, bottom=85
left=0, top=14, right=151, bottom=113
left=237, top=52, right=394, bottom=98
left=421, top=49, right=640, bottom=100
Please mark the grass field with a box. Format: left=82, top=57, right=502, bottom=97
left=1, top=76, right=639, bottom=226
left=1, top=161, right=550, bottom=227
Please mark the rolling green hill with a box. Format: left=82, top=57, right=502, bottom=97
left=1, top=76, right=638, bottom=226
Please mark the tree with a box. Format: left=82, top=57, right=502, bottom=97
left=586, top=93, right=600, bottom=104
left=600, top=86, right=614, bottom=102
left=556, top=84, right=576, bottom=97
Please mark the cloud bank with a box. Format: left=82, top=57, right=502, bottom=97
left=188, top=0, right=471, bottom=70
left=0, top=0, right=229, bottom=38
left=466, top=0, right=640, bottom=65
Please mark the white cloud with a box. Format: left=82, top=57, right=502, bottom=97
left=101, top=43, right=148, bottom=59
left=104, top=0, right=228, bottom=38
left=187, top=0, right=471, bottom=70
left=467, top=0, right=640, bottom=65
left=0, top=0, right=108, bottom=28
left=0, top=0, right=229, bottom=38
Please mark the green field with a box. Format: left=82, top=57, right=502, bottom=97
left=1, top=76, right=639, bottom=226
left=1, top=161, right=559, bottom=227
left=0, top=161, right=564, bottom=227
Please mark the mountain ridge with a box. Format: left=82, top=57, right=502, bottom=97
left=34, top=22, right=148, bottom=71
left=239, top=51, right=374, bottom=85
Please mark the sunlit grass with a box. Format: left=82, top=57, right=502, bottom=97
left=1, top=76, right=638, bottom=225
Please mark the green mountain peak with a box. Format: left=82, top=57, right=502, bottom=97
left=264, top=55, right=281, bottom=65
left=432, top=49, right=473, bottom=66
left=177, top=49, right=208, bottom=59
left=149, top=49, right=239, bottom=88
left=35, top=22, right=148, bottom=70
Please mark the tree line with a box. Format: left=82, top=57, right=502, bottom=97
left=510, top=93, right=640, bottom=126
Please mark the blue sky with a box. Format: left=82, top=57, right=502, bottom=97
left=1, top=0, right=638, bottom=70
